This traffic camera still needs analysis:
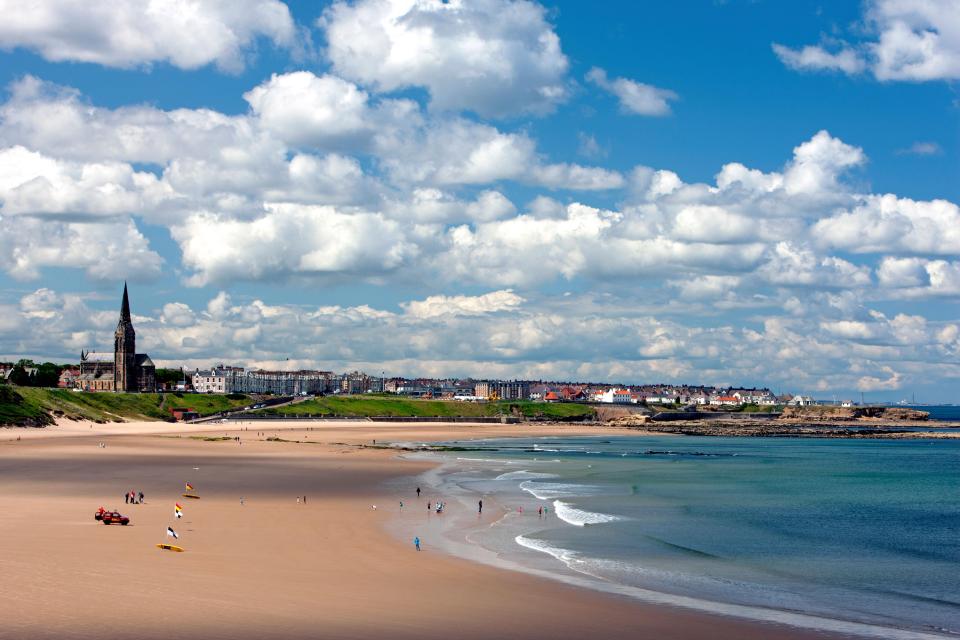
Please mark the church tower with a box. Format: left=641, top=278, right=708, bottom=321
left=114, top=282, right=137, bottom=392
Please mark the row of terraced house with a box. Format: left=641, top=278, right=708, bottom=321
left=192, top=366, right=384, bottom=396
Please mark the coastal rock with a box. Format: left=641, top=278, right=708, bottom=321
left=779, top=406, right=928, bottom=422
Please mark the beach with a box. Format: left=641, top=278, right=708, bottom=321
left=0, top=419, right=874, bottom=640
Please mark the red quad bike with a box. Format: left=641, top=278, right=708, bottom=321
left=100, top=511, right=130, bottom=525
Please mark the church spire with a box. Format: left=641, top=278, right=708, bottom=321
left=120, top=281, right=131, bottom=323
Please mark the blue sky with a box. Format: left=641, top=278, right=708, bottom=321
left=0, top=0, right=957, bottom=402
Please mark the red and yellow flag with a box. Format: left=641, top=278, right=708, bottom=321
left=185, top=482, right=194, bottom=491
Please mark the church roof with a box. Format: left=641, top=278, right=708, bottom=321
left=82, top=352, right=114, bottom=362
left=135, top=354, right=154, bottom=367
left=120, top=282, right=131, bottom=323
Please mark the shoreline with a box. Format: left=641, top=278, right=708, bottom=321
left=0, top=418, right=949, bottom=639
left=395, top=442, right=956, bottom=640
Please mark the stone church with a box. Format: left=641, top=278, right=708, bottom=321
left=77, top=284, right=156, bottom=392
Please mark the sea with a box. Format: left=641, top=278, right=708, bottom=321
left=403, top=434, right=960, bottom=639
left=902, top=405, right=960, bottom=422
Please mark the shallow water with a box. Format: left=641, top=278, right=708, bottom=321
left=416, top=435, right=960, bottom=638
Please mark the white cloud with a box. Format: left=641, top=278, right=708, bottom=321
left=814, top=194, right=960, bottom=255
left=377, top=116, right=622, bottom=189
left=857, top=366, right=902, bottom=391
left=670, top=275, right=742, bottom=300
left=171, top=203, right=417, bottom=286
left=161, top=302, right=197, bottom=328
left=0, top=145, right=174, bottom=218
left=0, top=0, right=297, bottom=72
left=758, top=242, right=872, bottom=287
left=402, top=290, right=524, bottom=319
left=577, top=132, right=604, bottom=159
left=870, top=0, right=960, bottom=81
left=320, top=0, right=569, bottom=117
left=771, top=43, right=866, bottom=74
left=876, top=257, right=960, bottom=297
left=0, top=216, right=163, bottom=280
left=775, top=0, right=960, bottom=82
left=7, top=286, right=958, bottom=402
left=244, top=71, right=418, bottom=151
left=896, top=141, right=943, bottom=156
left=586, top=67, right=678, bottom=116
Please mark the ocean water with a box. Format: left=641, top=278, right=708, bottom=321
left=413, top=435, right=960, bottom=638
left=905, top=406, right=960, bottom=422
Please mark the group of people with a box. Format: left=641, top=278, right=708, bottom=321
left=124, top=490, right=144, bottom=504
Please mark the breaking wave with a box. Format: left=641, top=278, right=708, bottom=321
left=553, top=500, right=623, bottom=526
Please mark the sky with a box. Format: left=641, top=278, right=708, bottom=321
left=0, top=0, right=958, bottom=402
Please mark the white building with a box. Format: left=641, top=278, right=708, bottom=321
left=596, top=388, right=636, bottom=404
left=193, top=368, right=227, bottom=393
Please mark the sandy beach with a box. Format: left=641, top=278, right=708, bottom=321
left=0, top=419, right=850, bottom=640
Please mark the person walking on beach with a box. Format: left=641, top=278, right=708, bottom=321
left=124, top=492, right=129, bottom=504
left=427, top=502, right=431, bottom=512
left=414, top=537, right=420, bottom=551
left=138, top=491, right=144, bottom=504
left=416, top=487, right=421, bottom=498
left=478, top=499, right=483, bottom=514
left=538, top=506, right=542, bottom=518
left=303, top=495, right=307, bottom=504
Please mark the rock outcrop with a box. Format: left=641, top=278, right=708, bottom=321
left=779, top=405, right=928, bottom=422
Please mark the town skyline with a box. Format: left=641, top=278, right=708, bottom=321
left=0, top=1, right=958, bottom=402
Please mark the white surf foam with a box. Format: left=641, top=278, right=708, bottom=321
left=495, top=470, right=559, bottom=481
left=519, top=481, right=603, bottom=500
left=553, top=499, right=623, bottom=526
left=515, top=535, right=580, bottom=564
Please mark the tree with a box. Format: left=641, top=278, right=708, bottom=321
left=8, top=365, right=31, bottom=386
left=156, top=368, right=185, bottom=387
left=34, top=362, right=61, bottom=387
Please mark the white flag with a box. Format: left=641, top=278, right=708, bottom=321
left=174, top=510, right=182, bottom=519
left=166, top=527, right=179, bottom=539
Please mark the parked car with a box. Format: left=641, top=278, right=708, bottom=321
left=100, top=511, right=130, bottom=525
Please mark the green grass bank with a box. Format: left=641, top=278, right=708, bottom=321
left=0, top=387, right=253, bottom=426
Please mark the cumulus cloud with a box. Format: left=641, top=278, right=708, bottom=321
left=171, top=203, right=417, bottom=286
left=813, top=194, right=960, bottom=255
left=0, top=76, right=258, bottom=165
left=0, top=145, right=174, bottom=218
left=0, top=217, right=163, bottom=280
left=244, top=71, right=417, bottom=151
left=402, top=290, right=524, bottom=319
left=585, top=67, right=678, bottom=116
left=876, top=257, right=960, bottom=297
left=320, top=0, right=569, bottom=117
left=0, top=0, right=297, bottom=72
left=774, top=0, right=960, bottom=81
left=376, top=116, right=622, bottom=189
left=7, top=286, right=959, bottom=402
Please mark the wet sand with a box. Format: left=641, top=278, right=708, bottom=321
left=0, top=419, right=848, bottom=640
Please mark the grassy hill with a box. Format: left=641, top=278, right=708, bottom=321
left=0, top=387, right=254, bottom=426
left=0, top=387, right=596, bottom=427
left=254, top=395, right=595, bottom=421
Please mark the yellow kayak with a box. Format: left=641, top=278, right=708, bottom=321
left=156, top=543, right=184, bottom=552
left=181, top=493, right=200, bottom=499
